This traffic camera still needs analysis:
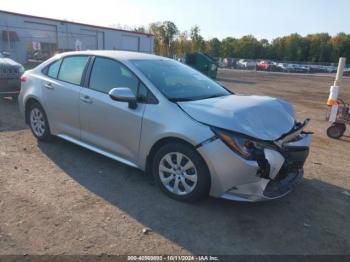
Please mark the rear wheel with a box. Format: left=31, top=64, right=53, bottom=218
left=28, top=102, right=53, bottom=142
left=152, top=143, right=210, bottom=202
left=327, top=123, right=346, bottom=139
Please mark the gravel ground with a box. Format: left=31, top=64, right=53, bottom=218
left=0, top=70, right=349, bottom=255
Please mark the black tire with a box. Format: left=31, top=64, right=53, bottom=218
left=327, top=123, right=346, bottom=139
left=152, top=142, right=210, bottom=202
left=28, top=102, right=53, bottom=142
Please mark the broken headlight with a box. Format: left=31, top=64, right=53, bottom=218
left=211, top=127, right=267, bottom=160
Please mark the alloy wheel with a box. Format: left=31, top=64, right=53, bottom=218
left=158, top=152, right=198, bottom=196
left=30, top=108, right=46, bottom=137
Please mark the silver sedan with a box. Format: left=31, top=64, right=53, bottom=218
left=19, top=51, right=311, bottom=202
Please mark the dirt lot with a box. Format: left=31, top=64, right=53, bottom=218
left=0, top=70, right=349, bottom=255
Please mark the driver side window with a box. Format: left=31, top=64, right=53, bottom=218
left=89, top=57, right=139, bottom=95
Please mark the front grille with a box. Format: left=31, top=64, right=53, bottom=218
left=0, top=67, right=19, bottom=79
left=256, top=146, right=309, bottom=181
left=275, top=147, right=309, bottom=180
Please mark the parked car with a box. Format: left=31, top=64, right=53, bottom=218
left=343, top=68, right=350, bottom=77
left=0, top=52, right=25, bottom=99
left=237, top=59, right=256, bottom=70
left=325, top=66, right=337, bottom=73
left=309, top=65, right=322, bottom=73
left=289, top=64, right=310, bottom=73
left=276, top=63, right=293, bottom=72
left=256, top=60, right=278, bottom=71
left=19, top=51, right=311, bottom=202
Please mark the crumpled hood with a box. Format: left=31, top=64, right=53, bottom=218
left=178, top=95, right=295, bottom=141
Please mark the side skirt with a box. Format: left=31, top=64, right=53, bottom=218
left=57, top=134, right=140, bottom=169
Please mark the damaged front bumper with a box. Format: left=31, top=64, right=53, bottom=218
left=198, top=121, right=311, bottom=202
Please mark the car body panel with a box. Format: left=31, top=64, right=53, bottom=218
left=137, top=100, right=215, bottom=170
left=178, top=94, right=295, bottom=141
left=79, top=87, right=146, bottom=164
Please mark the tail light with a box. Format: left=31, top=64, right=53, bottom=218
left=20, top=75, right=26, bottom=82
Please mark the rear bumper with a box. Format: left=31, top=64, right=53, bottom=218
left=198, top=133, right=311, bottom=202
left=0, top=78, right=20, bottom=96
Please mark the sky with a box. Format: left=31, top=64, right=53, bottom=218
left=1, top=0, right=349, bottom=41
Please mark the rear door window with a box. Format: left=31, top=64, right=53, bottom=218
left=58, top=56, right=89, bottom=85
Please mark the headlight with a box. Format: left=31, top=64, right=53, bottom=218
left=211, top=127, right=268, bottom=160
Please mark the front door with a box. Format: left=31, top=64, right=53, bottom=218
left=79, top=57, right=146, bottom=164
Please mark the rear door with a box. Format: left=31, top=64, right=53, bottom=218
left=41, top=55, right=89, bottom=139
left=79, top=57, right=146, bottom=163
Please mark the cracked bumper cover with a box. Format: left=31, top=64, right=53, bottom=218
left=198, top=133, right=311, bottom=202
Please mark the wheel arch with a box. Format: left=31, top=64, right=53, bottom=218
left=145, top=136, right=211, bottom=182
left=24, top=97, right=43, bottom=124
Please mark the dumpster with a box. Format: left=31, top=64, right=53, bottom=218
left=185, top=52, right=218, bottom=79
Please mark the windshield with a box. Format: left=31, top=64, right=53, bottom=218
left=131, top=59, right=230, bottom=101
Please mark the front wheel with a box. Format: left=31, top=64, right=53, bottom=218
left=28, top=102, right=53, bottom=142
left=152, top=143, right=210, bottom=202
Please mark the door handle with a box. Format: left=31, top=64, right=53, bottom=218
left=44, top=83, right=54, bottom=90
left=80, top=95, right=93, bottom=104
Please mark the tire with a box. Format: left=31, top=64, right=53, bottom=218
left=327, top=123, right=346, bottom=139
left=28, top=102, right=53, bottom=142
left=152, top=142, right=210, bottom=202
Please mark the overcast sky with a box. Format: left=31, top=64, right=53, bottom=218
left=1, top=0, right=349, bottom=40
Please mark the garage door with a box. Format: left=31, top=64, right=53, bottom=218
left=121, top=35, right=139, bottom=51
left=24, top=21, right=57, bottom=43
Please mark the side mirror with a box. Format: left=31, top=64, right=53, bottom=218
left=109, top=87, right=137, bottom=109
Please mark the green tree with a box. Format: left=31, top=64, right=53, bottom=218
left=148, top=21, right=178, bottom=57
left=330, top=33, right=350, bottom=62
left=190, top=26, right=205, bottom=52
left=162, top=21, right=179, bottom=57
left=283, top=34, right=308, bottom=61
left=235, top=35, right=263, bottom=59
left=205, top=38, right=222, bottom=57
left=220, top=37, right=237, bottom=58
left=149, top=22, right=164, bottom=55
left=174, top=31, right=192, bottom=58
left=305, top=33, right=332, bottom=62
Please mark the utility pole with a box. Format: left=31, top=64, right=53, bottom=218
left=327, top=57, right=346, bottom=106
left=327, top=57, right=347, bottom=124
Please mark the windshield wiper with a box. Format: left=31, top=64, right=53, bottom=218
left=169, top=94, right=229, bottom=102
left=168, top=97, right=197, bottom=102
left=201, top=94, right=229, bottom=100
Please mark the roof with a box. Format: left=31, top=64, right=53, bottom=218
left=56, top=50, right=165, bottom=61
left=0, top=9, right=154, bottom=37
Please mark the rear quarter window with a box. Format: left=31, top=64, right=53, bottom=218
left=46, top=59, right=62, bottom=78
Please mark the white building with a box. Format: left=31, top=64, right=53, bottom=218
left=0, top=10, right=154, bottom=64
